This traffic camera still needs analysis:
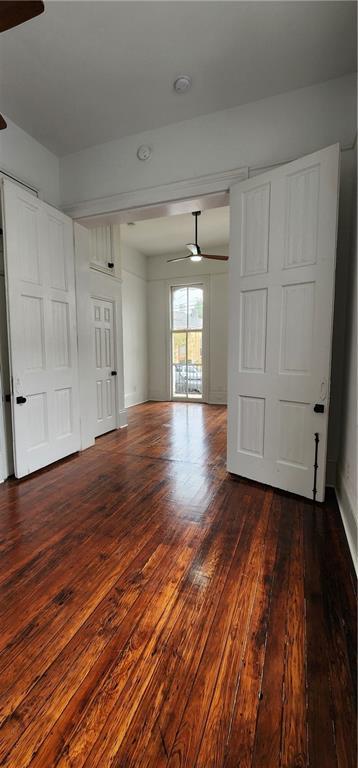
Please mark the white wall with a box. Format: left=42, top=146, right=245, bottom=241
left=60, top=75, right=356, bottom=207
left=121, top=243, right=148, bottom=408
left=0, top=117, right=60, bottom=206
left=337, top=179, right=357, bottom=570
left=147, top=247, right=228, bottom=403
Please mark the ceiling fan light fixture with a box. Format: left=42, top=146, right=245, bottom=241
left=190, top=254, right=202, bottom=262
left=186, top=242, right=199, bottom=256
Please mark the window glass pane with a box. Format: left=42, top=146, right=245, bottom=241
left=172, top=331, right=187, bottom=396
left=187, top=331, right=202, bottom=397
left=188, top=286, right=203, bottom=329
left=172, top=287, right=188, bottom=330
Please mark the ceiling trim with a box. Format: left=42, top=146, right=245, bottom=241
left=63, top=166, right=248, bottom=221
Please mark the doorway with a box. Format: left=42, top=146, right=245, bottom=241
left=170, top=284, right=204, bottom=401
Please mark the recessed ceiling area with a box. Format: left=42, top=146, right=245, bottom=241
left=1, top=1, right=356, bottom=155
left=121, top=206, right=229, bottom=257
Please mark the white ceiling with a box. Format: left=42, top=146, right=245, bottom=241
left=121, top=206, right=230, bottom=256
left=1, top=1, right=356, bottom=156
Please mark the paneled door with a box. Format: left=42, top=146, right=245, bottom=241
left=1, top=178, right=81, bottom=477
left=92, top=298, right=117, bottom=436
left=227, top=144, right=340, bottom=502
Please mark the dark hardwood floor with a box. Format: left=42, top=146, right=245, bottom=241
left=0, top=402, right=356, bottom=768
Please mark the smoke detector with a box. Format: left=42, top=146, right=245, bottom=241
left=173, top=75, right=192, bottom=94
left=137, top=145, right=152, bottom=162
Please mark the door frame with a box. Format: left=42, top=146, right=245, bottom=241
left=167, top=276, right=210, bottom=403
left=91, top=293, right=119, bottom=432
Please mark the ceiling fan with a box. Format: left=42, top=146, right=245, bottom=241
left=0, top=1, right=45, bottom=130
left=167, top=211, right=229, bottom=264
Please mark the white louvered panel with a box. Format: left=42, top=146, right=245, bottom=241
left=280, top=282, right=315, bottom=374
left=284, top=166, right=319, bottom=269
left=96, top=380, right=103, bottom=421
left=48, top=215, right=67, bottom=291
left=240, top=288, right=267, bottom=372
left=54, top=388, right=73, bottom=438
left=278, top=401, right=310, bottom=469
left=27, top=393, right=48, bottom=449
left=240, top=183, right=270, bottom=277
left=52, top=300, right=70, bottom=368
left=238, top=396, right=265, bottom=457
left=19, top=200, right=41, bottom=285
left=22, top=295, right=45, bottom=371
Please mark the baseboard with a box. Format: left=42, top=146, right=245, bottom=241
left=335, top=470, right=357, bottom=575
left=125, top=398, right=149, bottom=409
left=208, top=390, right=227, bottom=405
left=125, top=392, right=148, bottom=409
left=148, top=391, right=167, bottom=402
left=118, top=408, right=128, bottom=428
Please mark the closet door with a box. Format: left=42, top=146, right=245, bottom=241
left=2, top=178, right=81, bottom=477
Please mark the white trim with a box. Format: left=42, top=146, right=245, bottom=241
left=335, top=470, right=357, bottom=575
left=118, top=408, right=128, bottom=428
left=63, top=167, right=248, bottom=220
left=74, top=223, right=96, bottom=451
left=90, top=263, right=122, bottom=282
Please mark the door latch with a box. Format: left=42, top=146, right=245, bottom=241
left=314, top=403, right=324, bottom=413
left=16, top=396, right=27, bottom=404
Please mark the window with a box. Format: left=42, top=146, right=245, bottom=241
left=171, top=285, right=203, bottom=399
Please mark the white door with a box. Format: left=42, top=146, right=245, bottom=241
left=2, top=178, right=81, bottom=478
left=0, top=274, right=13, bottom=479
left=92, top=298, right=117, bottom=436
left=227, top=144, right=340, bottom=502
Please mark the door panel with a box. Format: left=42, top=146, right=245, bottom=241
left=227, top=144, right=340, bottom=501
left=92, top=298, right=116, bottom=436
left=2, top=179, right=81, bottom=477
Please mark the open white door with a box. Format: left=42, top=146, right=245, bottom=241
left=227, top=144, right=340, bottom=502
left=2, top=178, right=81, bottom=477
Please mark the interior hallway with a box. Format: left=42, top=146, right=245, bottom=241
left=0, top=402, right=356, bottom=767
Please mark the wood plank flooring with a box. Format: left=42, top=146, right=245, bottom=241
left=0, top=402, right=356, bottom=768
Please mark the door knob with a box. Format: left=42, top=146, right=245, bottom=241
left=111, top=370, right=117, bottom=376
left=16, top=396, right=27, bottom=404
left=314, top=403, right=324, bottom=413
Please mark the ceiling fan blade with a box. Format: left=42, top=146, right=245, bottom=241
left=0, top=114, right=7, bottom=130
left=167, top=256, right=191, bottom=263
left=0, top=1, right=44, bottom=33
left=201, top=253, right=229, bottom=261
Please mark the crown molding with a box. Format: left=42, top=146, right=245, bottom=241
left=63, top=166, right=248, bottom=221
